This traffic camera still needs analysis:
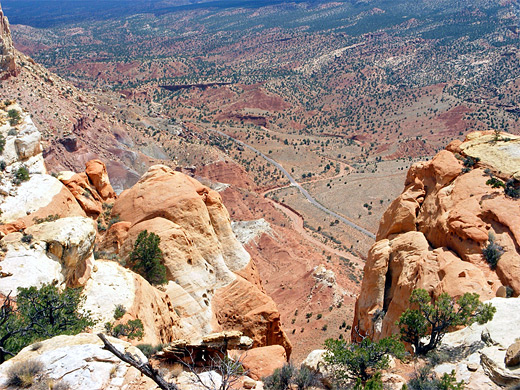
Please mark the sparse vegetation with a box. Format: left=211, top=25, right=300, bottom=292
left=264, top=364, right=319, bottom=390
left=398, top=289, right=496, bottom=355
left=128, top=230, right=167, bottom=285
left=7, top=109, right=22, bottom=126
left=13, top=165, right=30, bottom=185
left=21, top=234, right=33, bottom=244
left=105, top=318, right=144, bottom=340
left=505, top=179, right=520, bottom=199
left=482, top=233, right=504, bottom=269
left=407, top=366, right=464, bottom=390
left=324, top=336, right=404, bottom=384
left=136, top=343, right=165, bottom=358
left=5, top=359, right=44, bottom=388
left=0, top=133, right=5, bottom=154
left=0, top=284, right=95, bottom=363
left=113, top=304, right=126, bottom=320
left=33, top=214, right=60, bottom=224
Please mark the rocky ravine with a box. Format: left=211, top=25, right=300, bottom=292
left=0, top=106, right=290, bottom=389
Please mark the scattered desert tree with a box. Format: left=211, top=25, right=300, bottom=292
left=397, top=289, right=495, bottom=355
left=129, top=230, right=168, bottom=285
left=324, top=336, right=404, bottom=384
left=0, top=284, right=95, bottom=363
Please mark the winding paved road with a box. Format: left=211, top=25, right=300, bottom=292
left=211, top=129, right=376, bottom=240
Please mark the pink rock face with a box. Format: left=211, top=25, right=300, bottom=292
left=85, top=159, right=116, bottom=200
left=238, top=345, right=287, bottom=380
left=107, top=164, right=291, bottom=356
left=353, top=134, right=520, bottom=341
left=0, top=4, right=17, bottom=79
left=61, top=172, right=104, bottom=218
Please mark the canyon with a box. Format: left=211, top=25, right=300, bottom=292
left=1, top=1, right=520, bottom=389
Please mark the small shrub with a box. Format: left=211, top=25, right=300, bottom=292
left=292, top=365, right=319, bottom=390
left=105, top=318, right=144, bottom=340
left=113, top=304, right=126, bottom=320
left=13, top=165, right=30, bottom=185
left=7, top=109, right=22, bottom=126
left=137, top=343, right=165, bottom=358
left=0, top=160, right=6, bottom=171
left=21, top=234, right=33, bottom=244
left=505, top=179, right=520, bottom=199
left=107, top=214, right=121, bottom=229
left=7, top=128, right=17, bottom=136
left=0, top=133, right=5, bottom=154
left=263, top=364, right=295, bottom=390
left=407, top=366, right=463, bottom=390
left=33, top=214, right=60, bottom=224
left=482, top=233, right=504, bottom=269
left=486, top=177, right=504, bottom=188
left=462, top=156, right=479, bottom=169
left=6, top=359, right=44, bottom=387
left=50, top=381, right=71, bottom=390
left=324, top=336, right=404, bottom=383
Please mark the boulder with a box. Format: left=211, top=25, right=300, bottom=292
left=239, top=345, right=287, bottom=380
left=26, top=217, right=96, bottom=287
left=59, top=172, right=104, bottom=217
left=85, top=159, right=116, bottom=200
left=0, top=232, right=65, bottom=297
left=506, top=341, right=520, bottom=367
left=0, top=334, right=154, bottom=390
left=14, top=124, right=42, bottom=159
left=213, top=276, right=292, bottom=356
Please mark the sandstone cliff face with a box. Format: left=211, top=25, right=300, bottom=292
left=0, top=2, right=16, bottom=79
left=104, top=164, right=292, bottom=355
left=0, top=110, right=291, bottom=365
left=353, top=131, right=520, bottom=341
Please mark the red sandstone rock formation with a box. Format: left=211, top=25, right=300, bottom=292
left=353, top=132, right=520, bottom=341
left=103, top=164, right=292, bottom=356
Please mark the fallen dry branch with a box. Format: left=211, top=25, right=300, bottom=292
left=97, top=333, right=178, bottom=390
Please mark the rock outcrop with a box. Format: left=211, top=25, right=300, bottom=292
left=104, top=164, right=291, bottom=355
left=432, top=297, right=520, bottom=388
left=353, top=132, right=520, bottom=341
left=0, top=2, right=16, bottom=79
left=0, top=103, right=85, bottom=231
left=0, top=106, right=291, bottom=378
left=0, top=334, right=154, bottom=390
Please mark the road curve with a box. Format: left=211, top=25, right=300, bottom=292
left=211, top=129, right=376, bottom=240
